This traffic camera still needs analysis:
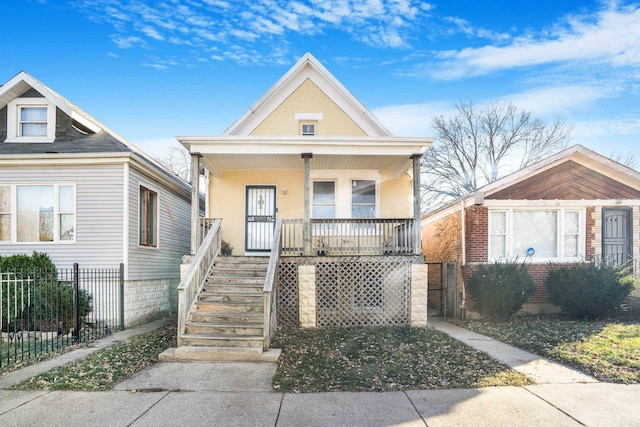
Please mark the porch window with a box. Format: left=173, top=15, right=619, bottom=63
left=312, top=181, right=335, bottom=218
left=489, top=208, right=584, bottom=261
left=351, top=180, right=376, bottom=219
left=139, top=186, right=158, bottom=247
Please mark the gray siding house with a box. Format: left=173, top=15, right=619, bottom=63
left=0, top=71, right=192, bottom=326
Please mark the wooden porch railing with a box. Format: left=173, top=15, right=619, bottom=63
left=195, top=218, right=219, bottom=251
left=263, top=219, right=282, bottom=351
left=178, top=219, right=221, bottom=346
left=281, top=218, right=417, bottom=256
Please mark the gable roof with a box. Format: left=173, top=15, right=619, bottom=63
left=0, top=71, right=190, bottom=191
left=422, top=144, right=640, bottom=222
left=224, top=52, right=392, bottom=137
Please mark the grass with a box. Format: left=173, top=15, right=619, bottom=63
left=272, top=326, right=533, bottom=393
left=10, top=323, right=176, bottom=391
left=453, top=316, right=640, bottom=384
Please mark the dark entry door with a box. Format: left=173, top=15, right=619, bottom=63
left=602, top=208, right=632, bottom=265
left=245, top=185, right=276, bottom=252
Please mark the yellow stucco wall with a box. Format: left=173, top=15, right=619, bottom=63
left=209, top=169, right=412, bottom=253
left=250, top=78, right=367, bottom=136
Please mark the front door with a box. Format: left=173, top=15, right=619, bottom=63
left=602, top=208, right=633, bottom=265
left=245, top=185, right=277, bottom=252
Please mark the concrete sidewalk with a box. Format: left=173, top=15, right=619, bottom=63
left=1, top=317, right=638, bottom=426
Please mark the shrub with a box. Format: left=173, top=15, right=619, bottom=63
left=0, top=252, right=92, bottom=333
left=544, top=262, right=637, bottom=319
left=467, top=260, right=536, bottom=319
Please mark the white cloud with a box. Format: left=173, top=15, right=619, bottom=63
left=74, top=0, right=435, bottom=60
left=500, top=83, right=622, bottom=117
left=424, top=3, right=640, bottom=80
left=139, top=25, right=164, bottom=41
left=112, top=35, right=145, bottom=49
left=372, top=101, right=453, bottom=136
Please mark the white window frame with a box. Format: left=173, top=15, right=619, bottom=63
left=5, top=98, right=56, bottom=143
left=350, top=179, right=378, bottom=219
left=488, top=208, right=585, bottom=262
left=301, top=123, right=316, bottom=136
left=0, top=183, right=76, bottom=244
left=311, top=180, right=336, bottom=219
left=138, top=184, right=160, bottom=249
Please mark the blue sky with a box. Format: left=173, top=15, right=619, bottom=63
left=2, top=0, right=639, bottom=165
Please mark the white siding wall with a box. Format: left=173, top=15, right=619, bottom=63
left=0, top=164, right=124, bottom=268
left=127, top=167, right=191, bottom=282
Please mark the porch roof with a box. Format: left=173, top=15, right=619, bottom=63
left=177, top=135, right=432, bottom=176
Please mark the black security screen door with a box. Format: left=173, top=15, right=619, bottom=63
left=245, top=185, right=276, bottom=252
left=602, top=208, right=632, bottom=265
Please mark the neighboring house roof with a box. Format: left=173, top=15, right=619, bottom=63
left=0, top=71, right=190, bottom=192
left=179, top=53, right=432, bottom=177
left=422, top=144, right=640, bottom=224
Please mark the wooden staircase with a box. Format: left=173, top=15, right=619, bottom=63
left=161, top=256, right=280, bottom=362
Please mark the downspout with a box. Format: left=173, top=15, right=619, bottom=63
left=459, top=199, right=466, bottom=318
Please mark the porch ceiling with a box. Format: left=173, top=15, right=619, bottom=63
left=178, top=135, right=433, bottom=176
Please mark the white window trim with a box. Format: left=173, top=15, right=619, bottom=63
left=137, top=182, right=160, bottom=250
left=350, top=178, right=379, bottom=219
left=0, top=183, right=76, bottom=244
left=5, top=98, right=56, bottom=143
left=311, top=179, right=336, bottom=219
left=488, top=208, right=586, bottom=263
left=301, top=122, right=316, bottom=136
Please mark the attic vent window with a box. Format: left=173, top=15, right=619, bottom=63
left=5, top=98, right=56, bottom=143
left=302, top=123, right=315, bottom=136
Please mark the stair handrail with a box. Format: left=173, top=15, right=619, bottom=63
left=263, top=219, right=283, bottom=351
left=177, top=218, right=222, bottom=346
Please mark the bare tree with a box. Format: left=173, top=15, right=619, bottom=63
left=422, top=101, right=571, bottom=211
left=609, top=151, right=639, bottom=171
left=154, top=143, right=192, bottom=183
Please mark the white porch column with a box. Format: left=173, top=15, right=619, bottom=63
left=302, top=153, right=313, bottom=256
left=412, top=154, right=422, bottom=255
left=190, top=153, right=201, bottom=255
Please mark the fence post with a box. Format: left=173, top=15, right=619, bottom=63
left=73, top=263, right=80, bottom=343
left=119, top=263, right=125, bottom=330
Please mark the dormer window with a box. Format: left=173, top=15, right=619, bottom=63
left=20, top=106, right=48, bottom=136
left=5, top=98, right=56, bottom=143
left=301, top=123, right=316, bottom=136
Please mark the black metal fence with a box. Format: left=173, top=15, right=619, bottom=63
left=0, top=264, right=124, bottom=368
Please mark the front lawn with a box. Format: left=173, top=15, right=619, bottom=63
left=272, top=326, right=532, bottom=393
left=10, top=323, right=177, bottom=391
left=454, top=317, right=640, bottom=384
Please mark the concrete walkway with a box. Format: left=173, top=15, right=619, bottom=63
left=0, top=317, right=638, bottom=426
left=428, top=318, right=599, bottom=384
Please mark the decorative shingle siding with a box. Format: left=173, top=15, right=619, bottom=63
left=250, top=78, right=367, bottom=137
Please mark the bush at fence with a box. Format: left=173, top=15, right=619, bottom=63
left=544, top=262, right=637, bottom=320
left=467, top=260, right=536, bottom=320
left=1, top=252, right=93, bottom=334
